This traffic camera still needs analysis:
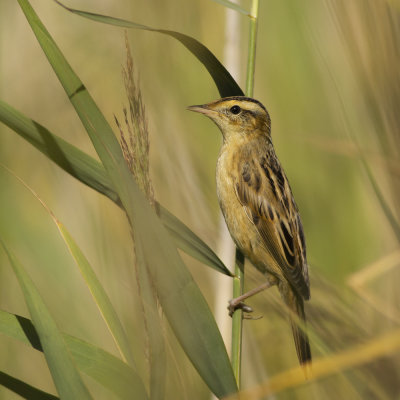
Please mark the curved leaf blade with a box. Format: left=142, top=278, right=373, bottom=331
left=134, top=239, right=166, bottom=400
left=157, top=203, right=233, bottom=276
left=54, top=0, right=244, bottom=98
left=0, top=309, right=148, bottom=400
left=1, top=165, right=136, bottom=369
left=65, top=335, right=148, bottom=400
left=17, top=1, right=237, bottom=396
left=57, top=222, right=137, bottom=368
left=0, top=101, right=231, bottom=276
left=0, top=100, right=119, bottom=205
left=0, top=370, right=59, bottom=400
left=0, top=242, right=93, bottom=400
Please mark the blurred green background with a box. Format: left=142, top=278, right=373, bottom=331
left=1, top=0, right=399, bottom=399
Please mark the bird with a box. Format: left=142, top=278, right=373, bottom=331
left=188, top=96, right=311, bottom=366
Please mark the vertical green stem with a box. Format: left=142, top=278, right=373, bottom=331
left=231, top=248, right=245, bottom=386
left=231, top=0, right=260, bottom=389
left=246, top=0, right=260, bottom=97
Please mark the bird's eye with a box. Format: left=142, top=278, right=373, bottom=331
left=230, top=105, right=241, bottom=115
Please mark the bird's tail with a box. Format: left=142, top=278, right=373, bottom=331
left=284, top=287, right=312, bottom=366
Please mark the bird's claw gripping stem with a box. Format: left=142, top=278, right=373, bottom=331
left=228, top=300, right=253, bottom=317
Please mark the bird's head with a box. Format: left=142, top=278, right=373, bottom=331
left=188, top=96, right=271, bottom=142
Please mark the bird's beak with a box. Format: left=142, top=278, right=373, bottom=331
left=187, top=104, right=218, bottom=117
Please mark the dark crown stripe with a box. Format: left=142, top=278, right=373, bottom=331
left=220, top=96, right=267, bottom=112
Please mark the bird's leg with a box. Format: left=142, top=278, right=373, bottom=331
left=228, top=281, right=272, bottom=318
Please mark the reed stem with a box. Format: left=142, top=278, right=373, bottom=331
left=230, top=0, right=260, bottom=389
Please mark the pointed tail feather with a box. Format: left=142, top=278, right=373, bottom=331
left=284, top=288, right=312, bottom=366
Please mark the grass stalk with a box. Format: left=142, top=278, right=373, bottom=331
left=231, top=0, right=260, bottom=388
left=245, top=0, right=259, bottom=97
left=231, top=249, right=245, bottom=386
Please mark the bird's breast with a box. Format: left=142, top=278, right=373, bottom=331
left=216, top=147, right=255, bottom=255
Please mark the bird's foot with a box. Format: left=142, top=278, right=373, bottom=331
left=227, top=300, right=263, bottom=319
left=228, top=300, right=253, bottom=317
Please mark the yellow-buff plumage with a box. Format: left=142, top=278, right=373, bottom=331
left=188, top=96, right=311, bottom=365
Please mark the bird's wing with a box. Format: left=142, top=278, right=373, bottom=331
left=235, top=157, right=310, bottom=300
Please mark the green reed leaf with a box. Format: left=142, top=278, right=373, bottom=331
left=1, top=163, right=136, bottom=370
left=133, top=238, right=166, bottom=400
left=0, top=100, right=119, bottom=204
left=0, top=242, right=93, bottom=400
left=17, top=0, right=237, bottom=396
left=157, top=203, right=233, bottom=276
left=0, top=309, right=148, bottom=400
left=0, top=101, right=231, bottom=276
left=57, top=222, right=137, bottom=368
left=0, top=370, right=59, bottom=400
left=54, top=0, right=244, bottom=98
